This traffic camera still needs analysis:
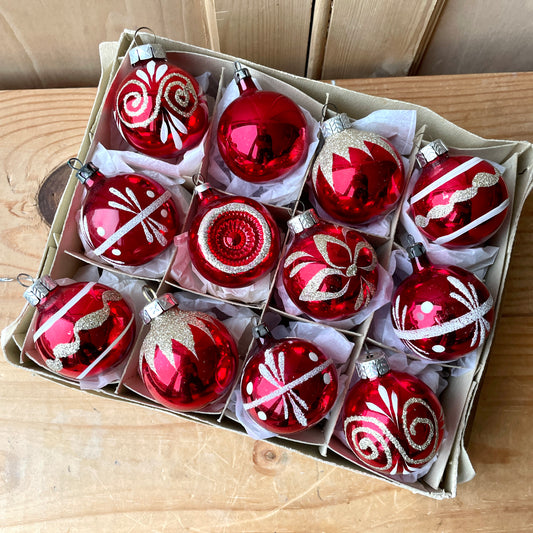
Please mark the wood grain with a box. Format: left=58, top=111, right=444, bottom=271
left=319, top=0, right=443, bottom=79
left=416, top=0, right=533, bottom=75
left=0, top=0, right=219, bottom=89
left=1, top=73, right=533, bottom=531
left=215, top=0, right=313, bottom=76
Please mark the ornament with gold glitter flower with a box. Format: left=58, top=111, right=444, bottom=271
left=282, top=218, right=380, bottom=321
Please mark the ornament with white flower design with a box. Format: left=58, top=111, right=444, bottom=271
left=113, top=38, right=209, bottom=159
left=281, top=209, right=379, bottom=321
left=138, top=292, right=239, bottom=411
left=240, top=323, right=338, bottom=434
left=391, top=241, right=494, bottom=361
left=343, top=351, right=445, bottom=476
left=73, top=160, right=180, bottom=267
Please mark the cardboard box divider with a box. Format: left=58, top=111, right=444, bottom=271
left=3, top=29, right=533, bottom=499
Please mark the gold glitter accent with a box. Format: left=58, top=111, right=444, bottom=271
left=116, top=62, right=199, bottom=129
left=51, top=290, right=123, bottom=366
left=140, top=308, right=218, bottom=373
left=312, top=128, right=402, bottom=190
left=285, top=232, right=377, bottom=308
left=415, top=170, right=501, bottom=228
left=198, top=203, right=272, bottom=274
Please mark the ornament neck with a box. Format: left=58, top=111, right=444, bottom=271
left=287, top=209, right=319, bottom=235
left=356, top=351, right=390, bottom=380
left=252, top=322, right=273, bottom=345
left=195, top=183, right=222, bottom=204
left=416, top=139, right=449, bottom=169
left=407, top=241, right=431, bottom=272
left=234, top=61, right=257, bottom=95
left=23, top=275, right=58, bottom=307
left=129, top=43, right=166, bottom=66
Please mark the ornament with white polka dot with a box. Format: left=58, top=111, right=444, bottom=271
left=391, top=241, right=494, bottom=362
left=240, top=325, right=338, bottom=435
left=72, top=160, right=180, bottom=267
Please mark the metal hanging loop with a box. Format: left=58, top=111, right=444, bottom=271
left=134, top=27, right=157, bottom=46
left=67, top=158, right=84, bottom=171
left=142, top=285, right=157, bottom=303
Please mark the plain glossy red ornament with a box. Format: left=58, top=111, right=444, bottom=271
left=217, top=62, right=308, bottom=183
left=282, top=209, right=379, bottom=321
left=343, top=351, right=445, bottom=476
left=241, top=325, right=338, bottom=434
left=311, top=113, right=404, bottom=224
left=24, top=276, right=135, bottom=380
left=139, top=294, right=239, bottom=411
left=187, top=184, right=281, bottom=288
left=75, top=161, right=179, bottom=267
left=410, top=139, right=509, bottom=247
left=113, top=43, right=209, bottom=159
left=391, top=241, right=494, bottom=361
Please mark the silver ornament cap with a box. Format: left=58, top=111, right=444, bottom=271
left=320, top=113, right=352, bottom=139
left=287, top=209, right=319, bottom=234
left=129, top=43, right=166, bottom=66
left=356, top=350, right=390, bottom=380
left=141, top=293, right=178, bottom=324
left=252, top=322, right=270, bottom=339
left=74, top=161, right=99, bottom=185
left=234, top=61, right=251, bottom=84
left=23, top=275, right=58, bottom=306
left=416, top=139, right=448, bottom=168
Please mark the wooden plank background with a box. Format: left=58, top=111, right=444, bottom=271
left=0, top=0, right=531, bottom=89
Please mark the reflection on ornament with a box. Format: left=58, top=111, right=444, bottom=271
left=343, top=351, right=445, bottom=476
left=282, top=210, right=379, bottom=320
left=410, top=140, right=509, bottom=247
left=311, top=113, right=404, bottom=224
left=113, top=42, right=209, bottom=158
left=241, top=329, right=338, bottom=434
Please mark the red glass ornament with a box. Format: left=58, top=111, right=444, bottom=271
left=187, top=184, right=281, bottom=288
left=139, top=294, right=239, bottom=411
left=75, top=161, right=179, bottom=267
left=410, top=139, right=509, bottom=247
left=282, top=209, right=379, bottom=321
left=311, top=113, right=404, bottom=224
left=113, top=43, right=209, bottom=159
left=391, top=241, right=494, bottom=361
left=217, top=62, right=308, bottom=183
left=241, top=325, right=338, bottom=434
left=25, top=276, right=135, bottom=380
left=343, top=351, right=445, bottom=476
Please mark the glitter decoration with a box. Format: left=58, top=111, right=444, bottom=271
left=113, top=48, right=209, bottom=159
left=77, top=164, right=179, bottom=267
left=27, top=279, right=135, bottom=380
left=139, top=299, right=239, bottom=412
left=310, top=114, right=404, bottom=224
left=241, top=335, right=338, bottom=434
left=282, top=210, right=379, bottom=321
left=410, top=141, right=509, bottom=247
left=390, top=242, right=494, bottom=361
left=343, top=352, right=445, bottom=476
left=188, top=185, right=280, bottom=288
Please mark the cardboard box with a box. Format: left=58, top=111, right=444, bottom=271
left=3, top=29, right=533, bottom=498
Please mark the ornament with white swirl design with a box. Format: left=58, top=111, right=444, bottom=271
left=342, top=351, right=445, bottom=476
left=113, top=42, right=209, bottom=159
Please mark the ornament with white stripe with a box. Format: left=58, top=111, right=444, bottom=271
left=113, top=35, right=209, bottom=159
left=138, top=293, right=239, bottom=412
left=343, top=351, right=445, bottom=476
left=241, top=324, right=338, bottom=434
left=74, top=160, right=179, bottom=267
left=410, top=139, right=509, bottom=247
left=391, top=241, right=494, bottom=361
left=23, top=275, right=135, bottom=380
